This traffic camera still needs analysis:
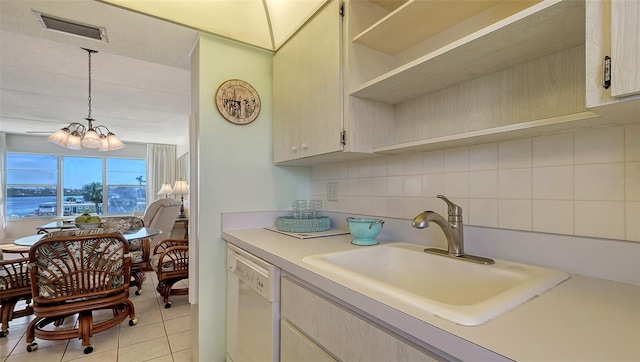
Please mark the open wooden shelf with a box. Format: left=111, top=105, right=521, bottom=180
left=367, top=0, right=407, bottom=13
left=351, top=0, right=585, bottom=105
left=353, top=0, right=504, bottom=55
left=373, top=112, right=607, bottom=155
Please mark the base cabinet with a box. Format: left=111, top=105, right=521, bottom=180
left=280, top=276, right=444, bottom=362
left=281, top=320, right=337, bottom=362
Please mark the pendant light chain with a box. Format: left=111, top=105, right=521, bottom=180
left=87, top=49, right=92, bottom=120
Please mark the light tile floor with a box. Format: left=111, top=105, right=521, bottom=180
left=0, top=271, right=191, bottom=362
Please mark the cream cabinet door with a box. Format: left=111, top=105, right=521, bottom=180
left=281, top=320, right=337, bottom=362
left=273, top=0, right=342, bottom=163
left=586, top=0, right=640, bottom=112
left=281, top=276, right=443, bottom=362
left=273, top=44, right=302, bottom=162
left=611, top=0, right=640, bottom=98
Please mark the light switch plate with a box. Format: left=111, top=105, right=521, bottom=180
left=327, top=182, right=338, bottom=202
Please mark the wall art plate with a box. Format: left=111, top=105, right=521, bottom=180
left=215, top=79, right=261, bottom=125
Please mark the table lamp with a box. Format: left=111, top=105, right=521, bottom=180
left=157, top=183, right=173, bottom=198
left=170, top=179, right=189, bottom=219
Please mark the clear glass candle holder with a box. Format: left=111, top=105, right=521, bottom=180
left=309, top=199, right=322, bottom=218
left=292, top=200, right=307, bottom=219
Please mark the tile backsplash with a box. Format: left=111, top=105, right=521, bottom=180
left=311, top=123, right=640, bottom=242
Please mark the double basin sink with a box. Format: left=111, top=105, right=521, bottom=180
left=303, top=242, right=569, bottom=326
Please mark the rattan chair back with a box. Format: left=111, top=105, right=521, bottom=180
left=24, top=228, right=137, bottom=354
left=30, top=229, right=130, bottom=304
left=0, top=257, right=33, bottom=337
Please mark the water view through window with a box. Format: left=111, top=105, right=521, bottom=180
left=7, top=154, right=146, bottom=218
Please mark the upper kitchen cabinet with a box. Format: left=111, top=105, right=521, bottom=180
left=273, top=0, right=342, bottom=164
left=586, top=0, right=640, bottom=123
left=347, top=0, right=588, bottom=104
left=345, top=0, right=633, bottom=155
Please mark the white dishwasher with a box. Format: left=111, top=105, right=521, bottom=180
left=226, top=243, right=280, bottom=362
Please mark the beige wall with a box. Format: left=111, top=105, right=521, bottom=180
left=312, top=123, right=640, bottom=242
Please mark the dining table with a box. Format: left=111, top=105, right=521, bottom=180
left=35, top=220, right=78, bottom=234
left=13, top=227, right=162, bottom=248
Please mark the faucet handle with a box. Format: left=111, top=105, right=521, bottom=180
left=437, top=195, right=462, bottom=216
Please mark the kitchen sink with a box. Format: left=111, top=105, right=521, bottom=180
left=303, top=242, right=569, bottom=326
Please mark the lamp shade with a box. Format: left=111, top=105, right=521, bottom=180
left=99, top=136, right=109, bottom=151
left=81, top=129, right=102, bottom=148
left=48, top=128, right=70, bottom=147
left=106, top=133, right=125, bottom=150
left=157, top=183, right=173, bottom=197
left=67, top=133, right=82, bottom=150
left=170, top=180, right=189, bottom=196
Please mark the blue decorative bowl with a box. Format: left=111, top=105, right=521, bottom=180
left=276, top=216, right=331, bottom=233
left=346, top=217, right=384, bottom=246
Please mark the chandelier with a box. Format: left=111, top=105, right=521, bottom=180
left=48, top=48, right=124, bottom=151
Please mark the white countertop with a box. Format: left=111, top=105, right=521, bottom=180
left=222, top=227, right=640, bottom=362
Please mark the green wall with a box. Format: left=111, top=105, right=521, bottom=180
left=192, top=34, right=309, bottom=361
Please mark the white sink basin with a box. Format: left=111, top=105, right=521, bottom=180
left=303, top=242, right=569, bottom=326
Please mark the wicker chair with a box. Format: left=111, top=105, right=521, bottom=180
left=25, top=229, right=137, bottom=354
left=0, top=257, right=33, bottom=338
left=150, top=239, right=188, bottom=308
left=102, top=216, right=147, bottom=295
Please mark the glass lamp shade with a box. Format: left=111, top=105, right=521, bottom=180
left=67, top=133, right=82, bottom=150
left=47, top=128, right=70, bottom=147
left=170, top=180, right=189, bottom=196
left=106, top=133, right=125, bottom=150
left=98, top=136, right=109, bottom=151
left=81, top=129, right=103, bottom=148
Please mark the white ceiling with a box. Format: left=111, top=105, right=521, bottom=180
left=0, top=0, right=325, bottom=147
left=101, top=0, right=327, bottom=51
left=0, top=0, right=198, bottom=146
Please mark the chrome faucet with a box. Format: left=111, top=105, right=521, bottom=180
left=412, top=195, right=493, bottom=264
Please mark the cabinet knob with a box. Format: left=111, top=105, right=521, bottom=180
left=302, top=143, right=308, bottom=150
left=291, top=146, right=298, bottom=153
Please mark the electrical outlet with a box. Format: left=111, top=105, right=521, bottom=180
left=327, top=182, right=338, bottom=202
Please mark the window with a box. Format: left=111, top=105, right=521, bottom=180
left=6, top=154, right=58, bottom=217
left=6, top=153, right=146, bottom=218
left=63, top=157, right=103, bottom=216
left=107, top=158, right=147, bottom=214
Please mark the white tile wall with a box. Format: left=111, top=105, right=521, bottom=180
left=625, top=124, right=640, bottom=162
left=444, top=147, right=469, bottom=172
left=498, top=168, right=532, bottom=199
left=311, top=124, right=640, bottom=242
left=422, top=174, right=444, bottom=196
left=532, top=166, right=573, bottom=199
left=574, top=126, right=625, bottom=164
left=443, top=172, right=469, bottom=198
left=626, top=162, right=640, bottom=201
left=469, top=143, right=498, bottom=170
left=468, top=199, right=498, bottom=227
left=574, top=163, right=625, bottom=201
left=498, top=138, right=532, bottom=169
left=469, top=170, right=498, bottom=198
left=532, top=133, right=574, bottom=167
left=532, top=200, right=574, bottom=235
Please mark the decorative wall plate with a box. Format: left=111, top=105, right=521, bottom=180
left=215, top=79, right=261, bottom=125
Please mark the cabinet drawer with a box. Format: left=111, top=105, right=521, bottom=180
left=281, top=276, right=442, bottom=362
left=281, top=319, right=337, bottom=362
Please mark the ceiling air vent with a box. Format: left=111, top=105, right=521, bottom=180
left=33, top=11, right=108, bottom=42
